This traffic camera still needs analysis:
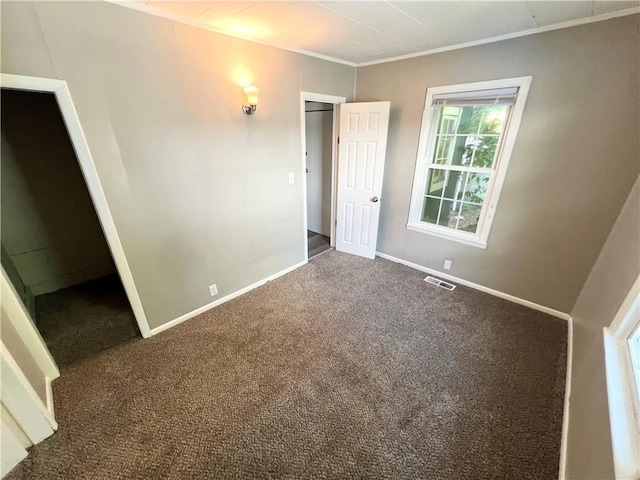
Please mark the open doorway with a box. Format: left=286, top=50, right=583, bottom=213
left=300, top=92, right=345, bottom=261
left=1, top=88, right=139, bottom=368
left=305, top=101, right=333, bottom=258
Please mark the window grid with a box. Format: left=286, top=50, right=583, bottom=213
left=421, top=104, right=510, bottom=234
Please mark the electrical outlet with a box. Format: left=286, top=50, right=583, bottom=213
left=288, top=172, right=295, bottom=184
left=444, top=260, right=452, bottom=270
left=209, top=284, right=218, bottom=296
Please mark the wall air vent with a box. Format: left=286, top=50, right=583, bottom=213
left=424, top=276, right=456, bottom=291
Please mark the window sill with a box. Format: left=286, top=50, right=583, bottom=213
left=406, top=222, right=487, bottom=249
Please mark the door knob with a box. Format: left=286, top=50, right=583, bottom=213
left=371, top=196, right=379, bottom=203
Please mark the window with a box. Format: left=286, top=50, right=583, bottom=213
left=630, top=323, right=640, bottom=400
left=407, top=77, right=532, bottom=248
left=604, top=277, right=640, bottom=479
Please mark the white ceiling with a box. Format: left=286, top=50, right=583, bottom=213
left=119, top=1, right=640, bottom=65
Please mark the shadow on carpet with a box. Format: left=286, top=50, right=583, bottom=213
left=35, top=274, right=140, bottom=368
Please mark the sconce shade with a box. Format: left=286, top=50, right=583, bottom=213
left=244, top=86, right=259, bottom=105
left=243, top=86, right=259, bottom=115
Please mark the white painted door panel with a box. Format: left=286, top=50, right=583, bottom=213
left=336, top=102, right=390, bottom=259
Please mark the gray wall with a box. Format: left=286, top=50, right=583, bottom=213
left=1, top=89, right=116, bottom=296
left=356, top=15, right=640, bottom=313
left=566, top=176, right=640, bottom=479
left=1, top=2, right=355, bottom=330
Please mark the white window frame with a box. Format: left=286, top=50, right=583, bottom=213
left=407, top=76, right=532, bottom=249
left=604, top=276, right=640, bottom=480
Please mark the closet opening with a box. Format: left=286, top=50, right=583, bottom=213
left=1, top=88, right=140, bottom=368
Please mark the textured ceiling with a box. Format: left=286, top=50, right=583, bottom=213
left=118, top=1, right=640, bottom=65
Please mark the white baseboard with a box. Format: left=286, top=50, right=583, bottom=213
left=45, top=377, right=56, bottom=427
left=150, top=260, right=308, bottom=336
left=375, top=251, right=571, bottom=321
left=559, top=317, right=573, bottom=480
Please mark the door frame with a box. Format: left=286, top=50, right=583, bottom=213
left=1, top=73, right=151, bottom=338
left=300, top=92, right=346, bottom=261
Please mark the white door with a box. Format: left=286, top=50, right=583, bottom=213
left=335, top=102, right=391, bottom=259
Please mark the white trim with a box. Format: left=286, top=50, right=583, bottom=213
left=604, top=276, right=640, bottom=480
left=150, top=260, right=307, bottom=336
left=0, top=341, right=57, bottom=444
left=1, top=404, right=32, bottom=449
left=376, top=251, right=571, bottom=320
left=300, top=93, right=346, bottom=106
left=357, top=8, right=640, bottom=67
left=105, top=0, right=357, bottom=67
left=45, top=377, right=55, bottom=419
left=406, top=223, right=487, bottom=249
left=1, top=418, right=28, bottom=478
left=559, top=317, right=573, bottom=480
left=609, top=276, right=640, bottom=338
left=1, top=268, right=59, bottom=381
left=1, top=73, right=152, bottom=338
left=300, top=92, right=347, bottom=261
left=407, top=76, right=532, bottom=249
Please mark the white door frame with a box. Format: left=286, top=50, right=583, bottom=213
left=1, top=267, right=59, bottom=386
left=300, top=92, right=346, bottom=262
left=1, top=73, right=151, bottom=338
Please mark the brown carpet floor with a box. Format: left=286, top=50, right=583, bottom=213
left=35, top=274, right=140, bottom=368
left=8, top=251, right=567, bottom=479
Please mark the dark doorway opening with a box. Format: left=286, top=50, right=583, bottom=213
left=1, top=88, right=140, bottom=368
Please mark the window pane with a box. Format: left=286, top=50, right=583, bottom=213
left=426, top=169, right=447, bottom=196
left=454, top=105, right=509, bottom=135
left=433, top=135, right=471, bottom=166
left=432, top=135, right=454, bottom=165
left=470, top=135, right=499, bottom=168
left=446, top=202, right=464, bottom=229
left=456, top=106, right=481, bottom=135
left=479, top=105, right=509, bottom=135
left=438, top=106, right=460, bottom=134
left=462, top=173, right=490, bottom=204
left=441, top=171, right=467, bottom=201
left=438, top=199, right=455, bottom=226
left=421, top=196, right=441, bottom=224
left=456, top=203, right=483, bottom=233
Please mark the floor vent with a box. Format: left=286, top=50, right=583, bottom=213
left=424, top=276, right=456, bottom=291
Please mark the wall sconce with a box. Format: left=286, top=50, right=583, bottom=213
left=242, top=86, right=259, bottom=115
